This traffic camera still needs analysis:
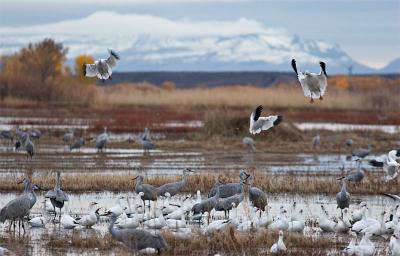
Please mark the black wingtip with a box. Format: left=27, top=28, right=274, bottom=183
left=253, top=105, right=263, bottom=121
left=396, top=149, right=400, bottom=157
left=82, top=62, right=86, bottom=76
left=291, top=59, right=298, bottom=75
left=320, top=61, right=327, bottom=77
left=273, top=115, right=283, bottom=126
left=109, top=49, right=120, bottom=60
left=369, top=159, right=384, bottom=168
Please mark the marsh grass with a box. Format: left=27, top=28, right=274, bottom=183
left=2, top=170, right=399, bottom=195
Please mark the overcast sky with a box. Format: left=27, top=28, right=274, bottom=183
left=0, top=0, right=399, bottom=68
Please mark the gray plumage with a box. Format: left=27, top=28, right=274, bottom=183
left=95, top=127, right=109, bottom=152
left=215, top=188, right=244, bottom=217
left=140, top=140, right=155, bottom=151
left=340, top=167, right=364, bottom=183
left=141, top=127, right=151, bottom=142
left=312, top=134, right=320, bottom=148
left=352, top=144, right=373, bottom=159
left=63, top=130, right=74, bottom=143
left=0, top=189, right=32, bottom=227
left=192, top=186, right=220, bottom=215
left=242, top=137, right=256, bottom=151
left=157, top=168, right=193, bottom=196
left=20, top=178, right=39, bottom=209
left=247, top=175, right=268, bottom=210
left=70, top=138, right=85, bottom=151
left=25, top=138, right=34, bottom=159
left=29, top=129, right=42, bottom=140
left=336, top=180, right=350, bottom=211
left=0, top=130, right=14, bottom=143
left=208, top=170, right=249, bottom=198
left=108, top=213, right=167, bottom=252
left=45, top=171, right=69, bottom=217
left=133, top=176, right=158, bottom=210
left=346, top=138, right=353, bottom=147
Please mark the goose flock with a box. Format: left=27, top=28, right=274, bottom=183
left=0, top=51, right=399, bottom=255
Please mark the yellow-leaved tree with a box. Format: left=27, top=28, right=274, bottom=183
left=74, top=54, right=96, bottom=84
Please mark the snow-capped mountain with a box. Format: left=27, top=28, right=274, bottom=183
left=0, top=11, right=394, bottom=74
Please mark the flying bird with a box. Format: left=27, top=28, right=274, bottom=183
left=291, top=59, right=328, bottom=103
left=249, top=105, right=282, bottom=135
left=83, top=50, right=120, bottom=81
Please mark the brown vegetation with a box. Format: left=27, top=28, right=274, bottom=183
left=1, top=170, right=398, bottom=195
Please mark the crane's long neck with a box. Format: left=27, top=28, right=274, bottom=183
left=55, top=173, right=61, bottom=190
left=108, top=217, right=119, bottom=238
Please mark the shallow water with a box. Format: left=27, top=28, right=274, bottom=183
left=294, top=122, right=400, bottom=134
left=0, top=192, right=393, bottom=255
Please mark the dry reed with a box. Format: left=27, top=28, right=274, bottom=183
left=2, top=171, right=398, bottom=195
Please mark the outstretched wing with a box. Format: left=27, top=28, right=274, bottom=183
left=106, top=50, right=119, bottom=69
left=250, top=115, right=282, bottom=135
left=83, top=63, right=98, bottom=77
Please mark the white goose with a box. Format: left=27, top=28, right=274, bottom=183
left=288, top=209, right=305, bottom=233
left=258, top=205, right=273, bottom=228
left=370, top=152, right=400, bottom=181
left=83, top=50, right=119, bottom=81
left=319, top=205, right=335, bottom=232
left=104, top=196, right=127, bottom=218
left=334, top=209, right=352, bottom=233
left=343, top=232, right=358, bottom=255
left=291, top=59, right=328, bottom=103
left=270, top=230, right=287, bottom=255
left=143, top=209, right=167, bottom=229
left=204, top=218, right=231, bottom=235
left=166, top=213, right=187, bottom=230
left=351, top=202, right=367, bottom=222
left=269, top=207, right=289, bottom=231
left=78, top=202, right=100, bottom=228
left=390, top=233, right=400, bottom=256
left=28, top=200, right=47, bottom=228
left=249, top=105, right=282, bottom=135
left=61, top=203, right=79, bottom=229
left=115, top=212, right=140, bottom=229
left=361, top=211, right=387, bottom=236
left=352, top=207, right=379, bottom=233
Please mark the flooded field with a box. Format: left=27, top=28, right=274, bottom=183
left=0, top=109, right=399, bottom=255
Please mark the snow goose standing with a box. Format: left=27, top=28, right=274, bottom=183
left=319, top=205, right=335, bottom=232
left=291, top=59, right=328, bottom=103
left=270, top=230, right=287, bottom=255
left=83, top=50, right=120, bottom=81
left=288, top=209, right=305, bottom=233
left=269, top=207, right=289, bottom=231
left=104, top=196, right=127, bottom=218
left=61, top=203, right=79, bottom=229
left=249, top=105, right=282, bottom=135
left=77, top=202, right=100, bottom=228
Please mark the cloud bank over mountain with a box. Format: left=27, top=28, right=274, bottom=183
left=0, top=11, right=396, bottom=73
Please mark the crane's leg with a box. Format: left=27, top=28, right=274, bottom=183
left=319, top=89, right=323, bottom=100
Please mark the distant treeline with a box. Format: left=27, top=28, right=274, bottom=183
left=99, top=71, right=400, bottom=88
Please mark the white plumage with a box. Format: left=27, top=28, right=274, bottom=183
left=83, top=50, right=120, bottom=81
left=249, top=105, right=282, bottom=135
left=270, top=230, right=287, bottom=254
left=291, top=59, right=328, bottom=103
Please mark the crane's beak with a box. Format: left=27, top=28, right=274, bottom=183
left=17, top=179, right=23, bottom=184
left=186, top=168, right=194, bottom=172
left=132, top=176, right=138, bottom=181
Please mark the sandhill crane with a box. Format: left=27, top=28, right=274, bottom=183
left=346, top=138, right=353, bottom=147
left=108, top=213, right=167, bottom=253
left=0, top=130, right=14, bottom=147
left=96, top=127, right=109, bottom=152
left=312, top=134, right=321, bottom=149
left=83, top=50, right=120, bottom=82
left=45, top=171, right=69, bottom=221
left=70, top=138, right=85, bottom=151
left=247, top=175, right=268, bottom=212
left=336, top=179, right=350, bottom=216
left=157, top=168, right=194, bottom=196
left=192, top=186, right=220, bottom=224
left=339, top=166, right=365, bottom=183
left=353, top=144, right=373, bottom=161
left=29, top=129, right=42, bottom=140
left=63, top=130, right=74, bottom=144
left=249, top=105, right=282, bottom=135
left=208, top=170, right=249, bottom=198
left=242, top=137, right=256, bottom=152
left=215, top=187, right=244, bottom=218
left=0, top=188, right=32, bottom=231
left=133, top=176, right=158, bottom=211
left=291, top=59, right=328, bottom=103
